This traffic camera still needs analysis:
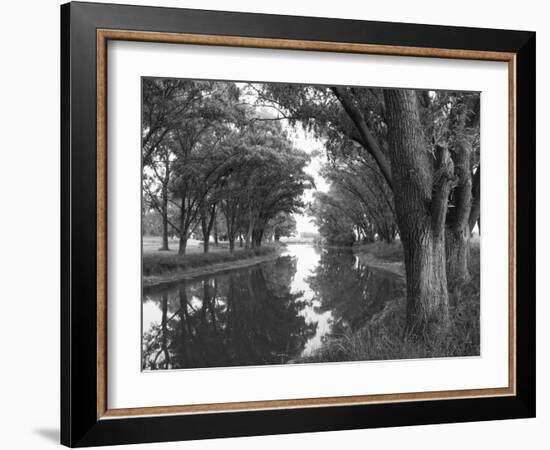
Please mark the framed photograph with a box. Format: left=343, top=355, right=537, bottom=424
left=61, top=1, right=535, bottom=447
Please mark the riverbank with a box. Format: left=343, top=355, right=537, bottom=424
left=353, top=241, right=405, bottom=279
left=143, top=244, right=284, bottom=288
left=298, top=240, right=480, bottom=363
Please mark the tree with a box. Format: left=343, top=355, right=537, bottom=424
left=166, top=81, right=243, bottom=254
left=267, top=212, right=297, bottom=241
left=443, top=94, right=480, bottom=282
left=319, top=153, right=397, bottom=243
left=143, top=143, right=174, bottom=250
left=258, top=83, right=480, bottom=336
left=310, top=190, right=356, bottom=246
left=384, top=89, right=453, bottom=335
left=218, top=119, right=312, bottom=250
left=199, top=202, right=217, bottom=253
left=142, top=79, right=204, bottom=166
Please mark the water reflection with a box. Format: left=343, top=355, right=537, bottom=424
left=308, top=248, right=404, bottom=339
left=142, top=244, right=404, bottom=370
left=142, top=255, right=316, bottom=370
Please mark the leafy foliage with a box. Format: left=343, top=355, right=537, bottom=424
left=142, top=80, right=312, bottom=254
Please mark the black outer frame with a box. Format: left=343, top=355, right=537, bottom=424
left=60, top=1, right=536, bottom=447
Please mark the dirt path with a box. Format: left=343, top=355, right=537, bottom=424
left=143, top=250, right=284, bottom=288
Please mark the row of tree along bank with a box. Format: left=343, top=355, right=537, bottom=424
left=259, top=84, right=480, bottom=339
left=143, top=243, right=284, bottom=287
left=142, top=79, right=310, bottom=257
left=297, top=240, right=480, bottom=364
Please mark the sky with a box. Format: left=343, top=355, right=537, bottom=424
left=286, top=126, right=328, bottom=235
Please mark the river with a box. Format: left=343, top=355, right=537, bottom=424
left=142, top=243, right=404, bottom=370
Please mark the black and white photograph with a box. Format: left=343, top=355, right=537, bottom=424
left=141, top=78, right=481, bottom=370
left=0, top=0, right=542, bottom=447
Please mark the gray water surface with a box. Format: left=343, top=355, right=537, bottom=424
left=142, top=244, right=403, bottom=370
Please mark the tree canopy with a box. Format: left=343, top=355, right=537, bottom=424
left=142, top=79, right=312, bottom=254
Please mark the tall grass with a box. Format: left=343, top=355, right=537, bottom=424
left=300, top=242, right=480, bottom=362
left=143, top=244, right=282, bottom=276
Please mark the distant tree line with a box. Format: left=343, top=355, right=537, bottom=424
left=142, top=79, right=311, bottom=255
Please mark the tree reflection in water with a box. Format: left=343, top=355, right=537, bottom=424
left=307, top=248, right=404, bottom=338
left=142, top=256, right=317, bottom=370
left=142, top=246, right=405, bottom=370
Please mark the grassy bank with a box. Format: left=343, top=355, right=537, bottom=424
left=354, top=240, right=405, bottom=263
left=354, top=241, right=406, bottom=278
left=300, top=241, right=480, bottom=362
left=143, top=242, right=284, bottom=285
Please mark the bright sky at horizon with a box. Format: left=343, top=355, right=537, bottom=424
left=287, top=126, right=328, bottom=236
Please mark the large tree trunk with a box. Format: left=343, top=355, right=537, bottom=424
left=445, top=99, right=474, bottom=283
left=384, top=89, right=452, bottom=336
left=401, top=223, right=450, bottom=336
left=446, top=228, right=469, bottom=283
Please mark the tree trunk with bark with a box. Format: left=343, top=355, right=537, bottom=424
left=384, top=89, right=453, bottom=337
left=200, top=203, right=216, bottom=254
left=178, top=235, right=188, bottom=255
left=159, top=182, right=170, bottom=251
left=445, top=99, right=475, bottom=283
left=178, top=197, right=188, bottom=255
left=469, top=167, right=481, bottom=234
left=245, top=210, right=255, bottom=249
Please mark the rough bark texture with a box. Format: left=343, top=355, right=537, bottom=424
left=384, top=89, right=450, bottom=336
left=445, top=101, right=474, bottom=283
left=469, top=167, right=481, bottom=234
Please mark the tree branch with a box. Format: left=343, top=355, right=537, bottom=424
left=330, top=87, right=393, bottom=189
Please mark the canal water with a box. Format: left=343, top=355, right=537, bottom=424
left=142, top=244, right=403, bottom=370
